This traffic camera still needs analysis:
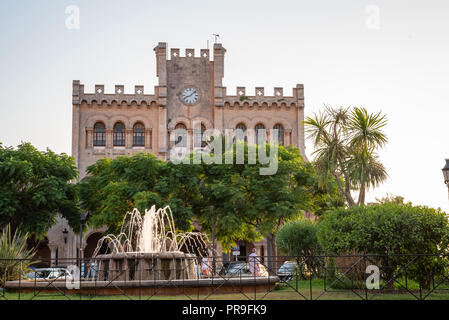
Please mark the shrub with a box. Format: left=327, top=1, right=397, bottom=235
left=317, top=203, right=449, bottom=289
left=0, top=225, right=36, bottom=286
left=276, top=218, right=323, bottom=278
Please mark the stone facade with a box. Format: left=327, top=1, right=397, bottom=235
left=45, top=42, right=306, bottom=264
left=71, top=42, right=306, bottom=178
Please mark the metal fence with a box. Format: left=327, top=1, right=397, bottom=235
left=2, top=254, right=449, bottom=300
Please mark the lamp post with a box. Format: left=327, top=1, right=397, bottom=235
left=442, top=159, right=449, bottom=199
left=79, top=211, right=89, bottom=278
left=210, top=205, right=216, bottom=276
left=62, top=228, right=69, bottom=244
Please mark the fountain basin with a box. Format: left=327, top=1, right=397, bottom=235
left=95, top=252, right=197, bottom=281
left=4, top=277, right=280, bottom=296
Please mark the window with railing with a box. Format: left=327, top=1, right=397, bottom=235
left=113, top=122, right=126, bottom=146
left=274, top=124, right=284, bottom=146
left=255, top=123, right=266, bottom=145
left=175, top=123, right=187, bottom=147
left=133, top=123, right=145, bottom=146
left=235, top=123, right=247, bottom=142
left=194, top=124, right=206, bottom=148
left=93, top=122, right=106, bottom=146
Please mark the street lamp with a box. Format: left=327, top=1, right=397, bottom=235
left=442, top=159, right=449, bottom=185
left=79, top=211, right=89, bottom=277
left=62, top=228, right=69, bottom=244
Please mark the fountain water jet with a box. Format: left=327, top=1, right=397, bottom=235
left=93, top=205, right=212, bottom=281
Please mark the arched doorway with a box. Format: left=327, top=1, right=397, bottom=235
left=84, top=232, right=106, bottom=259
left=27, top=237, right=51, bottom=268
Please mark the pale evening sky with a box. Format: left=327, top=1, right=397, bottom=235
left=0, top=0, right=448, bottom=211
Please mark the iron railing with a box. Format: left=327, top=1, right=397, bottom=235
left=1, top=254, right=449, bottom=300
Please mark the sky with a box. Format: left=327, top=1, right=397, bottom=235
left=0, top=0, right=449, bottom=211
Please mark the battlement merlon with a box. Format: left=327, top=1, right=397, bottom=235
left=72, top=81, right=161, bottom=106
left=214, top=43, right=226, bottom=87
left=154, top=42, right=167, bottom=86
left=214, top=84, right=305, bottom=107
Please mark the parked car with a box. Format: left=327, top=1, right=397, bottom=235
left=26, top=268, right=72, bottom=281
left=218, top=261, right=246, bottom=276
left=277, top=261, right=300, bottom=281
left=226, top=263, right=253, bottom=277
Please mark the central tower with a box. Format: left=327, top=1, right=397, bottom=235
left=153, top=42, right=226, bottom=155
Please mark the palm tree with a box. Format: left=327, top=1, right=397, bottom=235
left=304, top=106, right=388, bottom=206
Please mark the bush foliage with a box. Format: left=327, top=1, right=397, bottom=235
left=317, top=202, right=449, bottom=288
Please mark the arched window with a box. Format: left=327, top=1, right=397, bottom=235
left=255, top=123, right=266, bottom=145
left=175, top=123, right=187, bottom=147
left=194, top=124, right=206, bottom=148
left=274, top=124, right=284, bottom=146
left=93, top=122, right=106, bottom=146
left=133, top=122, right=145, bottom=146
left=113, top=122, right=126, bottom=146
left=235, top=123, right=247, bottom=142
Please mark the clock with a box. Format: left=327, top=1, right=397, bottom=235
left=180, top=87, right=199, bottom=104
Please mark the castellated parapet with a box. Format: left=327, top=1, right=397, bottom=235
left=72, top=81, right=161, bottom=107
left=216, top=84, right=304, bottom=109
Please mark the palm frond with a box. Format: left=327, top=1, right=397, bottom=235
left=348, top=107, right=388, bottom=150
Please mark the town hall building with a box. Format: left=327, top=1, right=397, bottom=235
left=41, top=42, right=307, bottom=266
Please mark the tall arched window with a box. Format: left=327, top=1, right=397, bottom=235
left=273, top=124, right=284, bottom=146
left=194, top=124, right=206, bottom=148
left=113, top=122, right=126, bottom=146
left=235, top=123, right=247, bottom=142
left=175, top=123, right=187, bottom=147
left=255, top=123, right=266, bottom=145
left=93, top=122, right=106, bottom=146
left=133, top=122, right=145, bottom=146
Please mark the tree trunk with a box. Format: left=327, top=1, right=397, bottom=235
left=266, top=233, right=277, bottom=275
left=344, top=179, right=356, bottom=207
left=357, top=185, right=366, bottom=206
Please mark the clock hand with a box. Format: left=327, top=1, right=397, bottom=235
left=185, top=91, right=196, bottom=99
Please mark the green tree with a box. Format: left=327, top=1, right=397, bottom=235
left=276, top=218, right=323, bottom=277
left=79, top=153, right=199, bottom=233
left=193, top=140, right=328, bottom=272
left=317, top=203, right=449, bottom=289
left=0, top=143, right=79, bottom=235
left=277, top=218, right=321, bottom=256
left=304, top=106, right=388, bottom=206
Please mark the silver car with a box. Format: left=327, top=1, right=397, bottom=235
left=277, top=261, right=300, bottom=281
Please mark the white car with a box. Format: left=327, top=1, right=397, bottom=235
left=28, top=268, right=73, bottom=281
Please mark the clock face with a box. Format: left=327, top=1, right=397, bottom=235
left=181, top=87, right=199, bottom=104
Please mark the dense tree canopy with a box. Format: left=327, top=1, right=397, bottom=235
left=0, top=143, right=79, bottom=235
left=79, top=153, right=199, bottom=234
left=79, top=141, right=342, bottom=259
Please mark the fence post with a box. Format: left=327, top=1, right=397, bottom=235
left=364, top=255, right=368, bottom=301
left=309, top=264, right=312, bottom=300
left=18, top=260, right=22, bottom=301
left=418, top=255, right=422, bottom=300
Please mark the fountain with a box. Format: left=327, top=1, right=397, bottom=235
left=4, top=205, right=279, bottom=296
left=93, top=205, right=210, bottom=281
